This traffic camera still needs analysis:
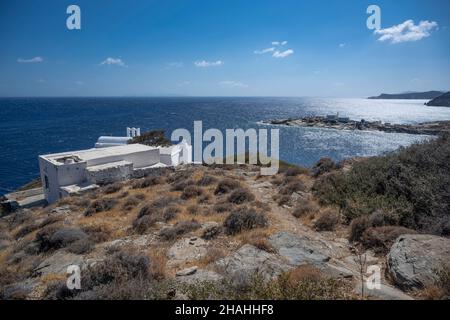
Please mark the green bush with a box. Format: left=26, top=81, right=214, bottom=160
left=313, top=136, right=450, bottom=235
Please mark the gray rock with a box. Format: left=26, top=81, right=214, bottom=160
left=268, top=232, right=330, bottom=267
left=175, top=266, right=223, bottom=285
left=167, top=237, right=208, bottom=265
left=176, top=266, right=198, bottom=277
left=215, top=244, right=291, bottom=283
left=387, top=234, right=450, bottom=290
left=50, top=205, right=72, bottom=215
left=355, top=281, right=414, bottom=300
left=34, top=251, right=84, bottom=277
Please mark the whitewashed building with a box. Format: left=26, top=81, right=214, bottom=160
left=39, top=141, right=192, bottom=204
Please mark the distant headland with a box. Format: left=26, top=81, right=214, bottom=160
left=368, top=91, right=444, bottom=100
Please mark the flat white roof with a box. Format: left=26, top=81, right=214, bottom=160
left=41, top=144, right=157, bottom=163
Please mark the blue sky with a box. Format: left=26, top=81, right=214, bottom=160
left=0, top=0, right=449, bottom=97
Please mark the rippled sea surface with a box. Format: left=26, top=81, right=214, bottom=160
left=2, top=97, right=450, bottom=194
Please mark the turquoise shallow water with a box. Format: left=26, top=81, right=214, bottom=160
left=1, top=97, right=450, bottom=194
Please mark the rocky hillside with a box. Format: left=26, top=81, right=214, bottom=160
left=426, top=92, right=450, bottom=107
left=0, top=143, right=449, bottom=300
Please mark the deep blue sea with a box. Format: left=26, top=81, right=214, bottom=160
left=2, top=97, right=450, bottom=194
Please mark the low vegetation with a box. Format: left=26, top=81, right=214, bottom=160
left=313, top=136, right=450, bottom=235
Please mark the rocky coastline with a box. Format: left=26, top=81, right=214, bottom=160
left=263, top=116, right=450, bottom=136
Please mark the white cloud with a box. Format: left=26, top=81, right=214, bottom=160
left=375, top=20, right=438, bottom=44
left=255, top=41, right=294, bottom=58
left=194, top=60, right=224, bottom=67
left=272, top=41, right=288, bottom=46
left=273, top=49, right=294, bottom=58
left=339, top=43, right=346, bottom=48
left=17, top=57, right=43, bottom=63
left=219, top=80, right=248, bottom=88
left=254, top=47, right=276, bottom=54
left=100, top=57, right=125, bottom=66
left=166, top=61, right=183, bottom=68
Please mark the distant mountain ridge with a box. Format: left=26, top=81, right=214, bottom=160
left=368, top=91, right=444, bottom=100
left=426, top=92, right=450, bottom=107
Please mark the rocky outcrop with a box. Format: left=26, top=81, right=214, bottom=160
left=214, top=244, right=291, bottom=283
left=167, top=237, right=208, bottom=265
left=387, top=234, right=450, bottom=290
left=426, top=91, right=450, bottom=107
left=268, top=232, right=330, bottom=266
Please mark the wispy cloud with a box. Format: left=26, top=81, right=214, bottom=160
left=255, top=41, right=294, bottom=58
left=194, top=60, right=224, bottom=67
left=17, top=56, right=43, bottom=63
left=254, top=47, right=276, bottom=54
left=273, top=49, right=294, bottom=58
left=166, top=61, right=183, bottom=68
left=339, top=43, right=346, bottom=48
left=219, top=80, right=248, bottom=88
left=100, top=57, right=125, bottom=66
left=375, top=20, right=438, bottom=44
left=75, top=81, right=84, bottom=85
left=272, top=41, right=288, bottom=46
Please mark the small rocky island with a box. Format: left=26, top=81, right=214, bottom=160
left=263, top=114, right=450, bottom=136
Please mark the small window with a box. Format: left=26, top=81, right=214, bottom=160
left=44, top=175, right=49, bottom=189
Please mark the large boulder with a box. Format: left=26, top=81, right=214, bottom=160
left=387, top=234, right=450, bottom=290
left=215, top=244, right=291, bottom=284
left=268, top=232, right=330, bottom=266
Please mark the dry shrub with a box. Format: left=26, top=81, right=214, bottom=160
left=122, top=196, right=142, bottom=211
left=223, top=207, right=268, bottom=235
left=171, top=179, right=195, bottom=191
left=200, top=247, right=226, bottom=265
left=314, top=209, right=340, bottom=231
left=43, top=248, right=168, bottom=300
left=227, top=188, right=255, bottom=205
left=162, top=206, right=180, bottom=222
left=186, top=204, right=201, bottom=215
left=81, top=225, right=112, bottom=243
left=197, top=193, right=211, bottom=204
left=240, top=231, right=275, bottom=253
left=201, top=225, right=222, bottom=240
left=283, top=166, right=309, bottom=177
left=103, top=182, right=123, bottom=194
left=423, top=265, right=450, bottom=300
left=132, top=176, right=162, bottom=189
left=35, top=226, right=88, bottom=253
left=214, top=179, right=240, bottom=195
left=181, top=185, right=203, bottom=200
left=361, top=226, right=417, bottom=254
left=213, top=201, right=232, bottom=214
left=148, top=249, right=167, bottom=280
left=276, top=195, right=291, bottom=207
left=159, top=220, right=201, bottom=241
left=84, top=198, right=117, bottom=216
left=348, top=216, right=371, bottom=243
left=311, top=157, right=338, bottom=177
left=279, top=181, right=306, bottom=196
left=197, top=175, right=217, bottom=186
left=67, top=238, right=94, bottom=254
left=292, top=199, right=317, bottom=218
left=133, top=215, right=158, bottom=234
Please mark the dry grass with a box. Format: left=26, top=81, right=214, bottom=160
left=238, top=229, right=275, bottom=253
